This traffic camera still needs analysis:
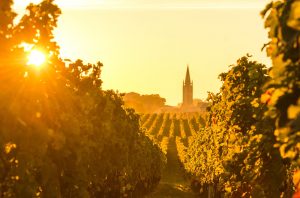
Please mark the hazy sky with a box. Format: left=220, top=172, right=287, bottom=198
left=15, top=0, right=271, bottom=105
left=15, top=1, right=269, bottom=9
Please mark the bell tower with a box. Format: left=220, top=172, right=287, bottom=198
left=182, top=65, right=193, bottom=107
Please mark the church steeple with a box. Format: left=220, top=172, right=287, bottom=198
left=182, top=65, right=193, bottom=107
left=185, top=65, right=191, bottom=85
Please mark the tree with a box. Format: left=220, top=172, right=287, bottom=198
left=123, top=92, right=166, bottom=113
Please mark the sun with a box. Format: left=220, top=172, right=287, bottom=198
left=27, top=50, right=46, bottom=67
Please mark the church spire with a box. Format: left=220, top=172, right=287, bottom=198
left=185, top=65, right=191, bottom=84
left=182, top=65, right=193, bottom=107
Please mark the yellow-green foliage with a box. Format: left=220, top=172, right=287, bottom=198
left=185, top=56, right=292, bottom=197
left=175, top=137, right=187, bottom=165
left=0, top=1, right=164, bottom=197
left=160, top=137, right=169, bottom=155
left=262, top=0, right=300, bottom=167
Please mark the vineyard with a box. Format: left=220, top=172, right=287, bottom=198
left=140, top=112, right=205, bottom=156
left=139, top=113, right=206, bottom=197
left=1, top=0, right=300, bottom=197
left=140, top=113, right=205, bottom=142
left=140, top=112, right=205, bottom=161
left=141, top=54, right=297, bottom=197
left=134, top=53, right=300, bottom=197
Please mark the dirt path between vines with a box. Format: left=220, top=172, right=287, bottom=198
left=147, top=138, right=195, bottom=198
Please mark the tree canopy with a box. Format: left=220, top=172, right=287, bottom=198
left=123, top=92, right=166, bottom=113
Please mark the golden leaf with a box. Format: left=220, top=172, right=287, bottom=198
left=287, top=2, right=300, bottom=30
